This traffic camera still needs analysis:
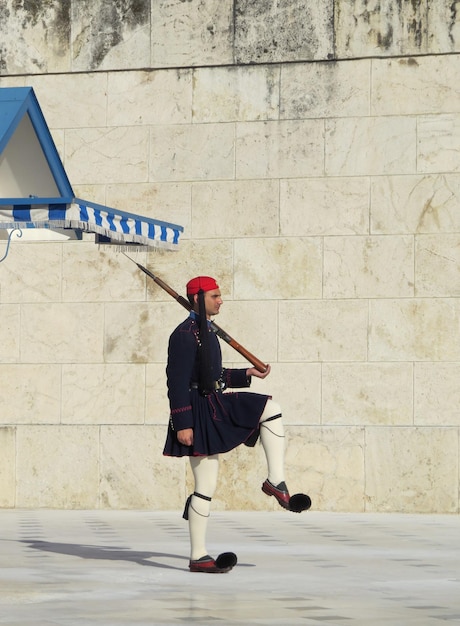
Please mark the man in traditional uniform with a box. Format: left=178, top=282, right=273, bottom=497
left=163, top=276, right=310, bottom=573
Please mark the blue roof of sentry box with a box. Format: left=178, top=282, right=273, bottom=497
left=0, top=86, right=74, bottom=200
left=0, top=86, right=183, bottom=248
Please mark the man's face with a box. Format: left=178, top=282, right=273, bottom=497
left=201, top=289, right=222, bottom=318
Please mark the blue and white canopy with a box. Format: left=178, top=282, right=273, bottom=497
left=0, top=197, right=183, bottom=249
left=0, top=87, right=184, bottom=250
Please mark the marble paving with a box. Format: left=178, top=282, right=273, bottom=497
left=0, top=509, right=459, bottom=625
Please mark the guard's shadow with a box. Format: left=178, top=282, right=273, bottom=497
left=20, top=539, right=187, bottom=571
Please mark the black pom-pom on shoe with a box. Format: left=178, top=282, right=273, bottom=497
left=215, top=552, right=237, bottom=571
left=289, top=493, right=312, bottom=513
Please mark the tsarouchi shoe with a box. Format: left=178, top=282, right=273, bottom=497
left=262, top=479, right=312, bottom=513
left=262, top=479, right=290, bottom=509
left=189, top=552, right=237, bottom=573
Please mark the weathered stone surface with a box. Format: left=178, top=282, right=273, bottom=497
left=234, top=0, right=334, bottom=63
left=0, top=0, right=71, bottom=73
left=152, top=0, right=234, bottom=67
left=71, top=0, right=150, bottom=71
left=335, top=0, right=430, bottom=58
left=0, top=1, right=460, bottom=74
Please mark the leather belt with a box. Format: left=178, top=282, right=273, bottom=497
left=190, top=381, right=222, bottom=392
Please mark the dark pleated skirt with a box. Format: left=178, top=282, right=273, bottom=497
left=163, top=389, right=269, bottom=457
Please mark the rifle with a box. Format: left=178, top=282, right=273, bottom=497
left=124, top=254, right=268, bottom=373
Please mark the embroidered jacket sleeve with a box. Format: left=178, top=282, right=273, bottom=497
left=221, top=367, right=251, bottom=389
left=166, top=320, right=198, bottom=431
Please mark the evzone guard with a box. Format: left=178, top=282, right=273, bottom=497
left=161, top=275, right=311, bottom=573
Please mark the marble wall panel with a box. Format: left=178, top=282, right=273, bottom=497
left=322, top=363, right=413, bottom=426
left=149, top=124, right=235, bottom=182
left=61, top=364, right=145, bottom=425
left=234, top=0, right=333, bottom=64
left=326, top=117, right=416, bottom=176
left=247, top=362, right=321, bottom=426
left=216, top=300, right=278, bottom=366
left=0, top=364, right=61, bottom=425
left=323, top=235, right=414, bottom=299
left=103, top=301, right=182, bottom=364
left=107, top=70, right=192, bottom=126
left=50, top=128, right=65, bottom=163
left=371, top=174, right=460, bottom=235
left=0, top=427, right=15, bottom=507
left=192, top=65, right=279, bottom=123
left=16, top=425, right=100, bottom=508
left=372, top=56, right=460, bottom=116
left=279, top=300, right=368, bottom=362
left=71, top=0, right=150, bottom=71
left=62, top=243, right=145, bottom=303
left=0, top=0, right=71, bottom=74
left=151, top=0, right=234, bottom=68
left=72, top=184, right=108, bottom=207
left=280, top=59, right=370, bottom=119
left=0, top=76, right=26, bottom=89
left=27, top=73, right=108, bottom=128
left=0, top=243, right=62, bottom=303
left=369, top=299, right=460, bottom=361
left=20, top=303, right=104, bottom=363
left=365, top=426, right=458, bottom=513
left=417, top=114, right=460, bottom=174
left=287, top=426, right=366, bottom=512
left=100, top=425, right=185, bottom=509
left=280, top=177, right=370, bottom=236
left=191, top=180, right=279, bottom=239
left=236, top=119, right=324, bottom=179
left=233, top=237, right=322, bottom=300
left=335, top=0, right=429, bottom=58
left=415, top=235, right=460, bottom=297
left=106, top=182, right=192, bottom=238
left=414, top=363, right=460, bottom=426
left=145, top=363, right=169, bottom=425
left=64, top=126, right=149, bottom=185
left=0, top=305, right=20, bottom=363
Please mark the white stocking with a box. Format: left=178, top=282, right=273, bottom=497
left=188, top=455, right=219, bottom=561
left=259, top=400, right=285, bottom=486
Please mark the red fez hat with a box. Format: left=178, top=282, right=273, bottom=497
left=186, top=276, right=219, bottom=295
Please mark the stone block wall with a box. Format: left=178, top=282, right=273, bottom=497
left=0, top=1, right=459, bottom=513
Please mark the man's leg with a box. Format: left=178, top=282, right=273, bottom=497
left=259, top=400, right=285, bottom=487
left=259, top=399, right=311, bottom=513
left=185, top=454, right=237, bottom=573
left=187, top=454, right=219, bottom=561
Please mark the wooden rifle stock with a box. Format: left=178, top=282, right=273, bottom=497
left=125, top=255, right=268, bottom=373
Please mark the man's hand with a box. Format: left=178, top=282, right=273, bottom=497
left=177, top=428, right=194, bottom=446
left=247, top=364, right=271, bottom=379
